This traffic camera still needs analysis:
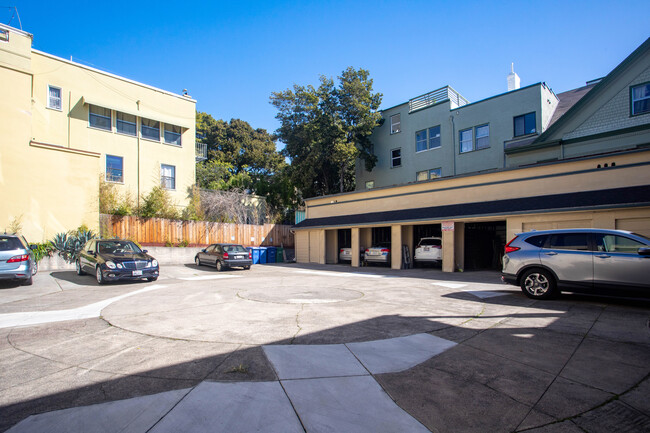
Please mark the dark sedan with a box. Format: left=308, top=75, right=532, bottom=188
left=195, top=243, right=252, bottom=271
left=76, top=239, right=159, bottom=284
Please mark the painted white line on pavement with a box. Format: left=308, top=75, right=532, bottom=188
left=431, top=281, right=467, bottom=289
left=293, top=270, right=384, bottom=278
left=0, top=284, right=167, bottom=329
left=177, top=275, right=241, bottom=281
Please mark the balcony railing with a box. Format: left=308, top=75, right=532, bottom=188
left=196, top=142, right=207, bottom=161
left=409, top=86, right=469, bottom=113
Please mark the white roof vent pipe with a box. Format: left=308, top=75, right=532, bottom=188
left=507, top=63, right=520, bottom=91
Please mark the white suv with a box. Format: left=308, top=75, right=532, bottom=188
left=414, top=237, right=442, bottom=265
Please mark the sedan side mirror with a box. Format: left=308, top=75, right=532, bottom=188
left=201, top=248, right=207, bottom=253
left=638, top=247, right=650, bottom=256
left=142, top=250, right=148, bottom=253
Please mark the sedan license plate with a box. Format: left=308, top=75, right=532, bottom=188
left=132, top=270, right=143, bottom=276
left=424, top=247, right=430, bottom=251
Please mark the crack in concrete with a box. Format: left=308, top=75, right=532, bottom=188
left=290, top=304, right=305, bottom=345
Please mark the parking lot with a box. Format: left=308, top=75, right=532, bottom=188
left=1, top=263, right=649, bottom=432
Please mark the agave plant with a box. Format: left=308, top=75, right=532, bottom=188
left=50, top=228, right=97, bottom=263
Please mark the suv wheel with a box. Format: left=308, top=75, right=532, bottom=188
left=216, top=260, right=223, bottom=272
left=520, top=269, right=556, bottom=300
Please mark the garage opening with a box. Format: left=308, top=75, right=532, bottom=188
left=337, top=229, right=352, bottom=264
left=413, top=224, right=442, bottom=268
left=464, top=221, right=506, bottom=270
left=366, top=226, right=391, bottom=267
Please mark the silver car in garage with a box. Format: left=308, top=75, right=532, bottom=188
left=502, top=229, right=650, bottom=299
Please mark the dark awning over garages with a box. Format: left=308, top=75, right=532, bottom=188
left=294, top=185, right=650, bottom=229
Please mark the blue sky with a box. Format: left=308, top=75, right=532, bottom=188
left=5, top=1, right=648, bottom=141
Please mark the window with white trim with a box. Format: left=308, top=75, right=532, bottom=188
left=0, top=29, right=8, bottom=42
left=141, top=118, right=160, bottom=141
left=164, top=124, right=182, bottom=146
left=161, top=164, right=176, bottom=190
left=116, top=112, right=137, bottom=136
left=475, top=124, right=489, bottom=150
left=47, top=86, right=62, bottom=110
left=416, top=125, right=441, bottom=152
left=390, top=114, right=401, bottom=134
left=390, top=148, right=401, bottom=168
left=460, top=124, right=489, bottom=153
left=459, top=128, right=473, bottom=153
left=631, top=83, right=650, bottom=115
left=106, top=155, right=123, bottom=183
left=89, top=105, right=111, bottom=130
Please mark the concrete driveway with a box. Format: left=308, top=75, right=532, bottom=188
left=0, top=263, right=648, bottom=432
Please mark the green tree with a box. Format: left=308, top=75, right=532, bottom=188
left=270, top=67, right=382, bottom=196
left=195, top=113, right=297, bottom=221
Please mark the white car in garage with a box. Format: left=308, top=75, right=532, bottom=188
left=414, top=237, right=442, bottom=265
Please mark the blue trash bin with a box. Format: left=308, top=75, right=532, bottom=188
left=266, top=247, right=277, bottom=263
left=247, top=247, right=261, bottom=264
left=258, top=247, right=268, bottom=264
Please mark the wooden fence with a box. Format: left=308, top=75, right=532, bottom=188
left=100, top=214, right=294, bottom=247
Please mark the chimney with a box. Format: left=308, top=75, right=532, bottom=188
left=507, top=63, right=520, bottom=91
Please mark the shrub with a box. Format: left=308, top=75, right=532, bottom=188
left=99, top=176, right=135, bottom=215
left=177, top=239, right=189, bottom=248
left=31, top=242, right=55, bottom=263
left=138, top=186, right=180, bottom=220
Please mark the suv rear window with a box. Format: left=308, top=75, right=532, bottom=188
left=524, top=235, right=547, bottom=248
left=0, top=237, right=22, bottom=251
left=418, top=238, right=441, bottom=247
left=547, top=233, right=590, bottom=251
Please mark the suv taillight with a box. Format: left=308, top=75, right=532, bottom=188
left=249, top=251, right=252, bottom=259
left=7, top=254, right=29, bottom=263
left=504, top=237, right=520, bottom=254
left=380, top=248, right=390, bottom=253
left=223, top=252, right=229, bottom=259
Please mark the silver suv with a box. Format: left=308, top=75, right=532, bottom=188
left=0, top=234, right=37, bottom=286
left=502, top=229, right=650, bottom=299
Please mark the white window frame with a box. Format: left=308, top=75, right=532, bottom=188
left=161, top=164, right=176, bottom=190
left=459, top=128, right=473, bottom=153
left=429, top=168, right=442, bottom=179
left=475, top=124, right=490, bottom=150
left=631, top=83, right=650, bottom=116
left=0, top=29, right=8, bottom=42
left=47, top=85, right=62, bottom=111
left=390, top=148, right=401, bottom=168
left=428, top=125, right=441, bottom=149
left=415, top=130, right=427, bottom=152
left=390, top=114, right=401, bottom=134
left=105, top=154, right=124, bottom=183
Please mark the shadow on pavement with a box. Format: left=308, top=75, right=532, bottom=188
left=1, top=269, right=649, bottom=433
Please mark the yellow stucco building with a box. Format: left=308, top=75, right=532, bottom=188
left=0, top=23, right=197, bottom=242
